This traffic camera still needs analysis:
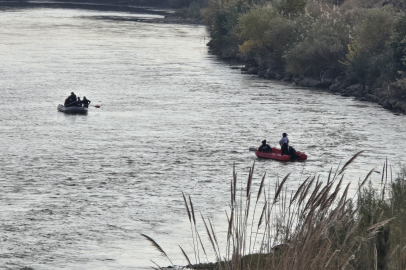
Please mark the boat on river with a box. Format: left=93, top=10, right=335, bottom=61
left=57, top=104, right=88, bottom=114
left=251, top=147, right=308, bottom=161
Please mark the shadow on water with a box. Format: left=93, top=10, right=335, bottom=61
left=0, top=0, right=174, bottom=16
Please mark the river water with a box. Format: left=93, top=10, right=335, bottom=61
left=0, top=4, right=405, bottom=270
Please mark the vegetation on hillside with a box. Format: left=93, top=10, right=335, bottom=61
left=200, top=0, right=406, bottom=92
left=145, top=155, right=406, bottom=269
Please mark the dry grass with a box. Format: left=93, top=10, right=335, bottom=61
left=144, top=153, right=406, bottom=270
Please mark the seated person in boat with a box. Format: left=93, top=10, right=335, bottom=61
left=288, top=146, right=299, bottom=161
left=76, top=97, right=82, bottom=107
left=82, top=96, right=91, bottom=108
left=64, top=92, right=77, bottom=107
left=279, top=133, right=289, bottom=155
left=258, top=140, right=272, bottom=153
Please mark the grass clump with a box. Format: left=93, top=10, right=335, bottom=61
left=144, top=153, right=406, bottom=269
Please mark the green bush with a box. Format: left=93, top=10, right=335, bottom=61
left=392, top=15, right=406, bottom=71
left=238, top=6, right=296, bottom=67
left=275, top=0, right=306, bottom=16
left=353, top=7, right=394, bottom=56
left=202, top=0, right=404, bottom=83
left=202, top=0, right=251, bottom=56
left=284, top=10, right=350, bottom=75
left=342, top=7, right=397, bottom=84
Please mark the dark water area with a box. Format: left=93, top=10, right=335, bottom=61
left=0, top=4, right=406, bottom=270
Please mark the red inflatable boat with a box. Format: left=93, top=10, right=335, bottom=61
left=255, top=147, right=307, bottom=161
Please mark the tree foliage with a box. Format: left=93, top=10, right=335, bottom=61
left=276, top=0, right=307, bottom=16
left=392, top=15, right=406, bottom=70
left=203, top=0, right=405, bottom=82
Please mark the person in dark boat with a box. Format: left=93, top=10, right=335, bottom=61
left=65, top=92, right=77, bottom=107
left=258, top=140, right=272, bottom=153
left=81, top=96, right=91, bottom=108
left=76, top=97, right=82, bottom=107
left=279, top=133, right=289, bottom=155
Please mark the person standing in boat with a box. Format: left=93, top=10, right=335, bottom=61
left=258, top=140, right=272, bottom=153
left=279, top=133, right=289, bottom=155
left=82, top=96, right=91, bottom=108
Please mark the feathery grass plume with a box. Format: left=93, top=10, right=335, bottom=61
left=189, top=195, right=196, bottom=225
left=386, top=157, right=388, bottom=184
left=290, top=176, right=309, bottom=206
left=248, top=171, right=267, bottom=258
left=367, top=217, right=397, bottom=233
left=298, top=175, right=315, bottom=206
left=227, top=209, right=234, bottom=240
left=182, top=192, right=191, bottom=223
left=258, top=203, right=267, bottom=229
left=327, top=167, right=332, bottom=184
left=195, top=228, right=208, bottom=259
left=338, top=150, right=364, bottom=175
left=208, top=218, right=221, bottom=257
left=256, top=172, right=266, bottom=204
left=303, top=178, right=323, bottom=213
left=274, top=173, right=290, bottom=203
left=141, top=234, right=173, bottom=266
left=179, top=246, right=192, bottom=266
left=201, top=213, right=218, bottom=259
left=358, top=168, right=376, bottom=193
left=247, top=161, right=255, bottom=198
left=382, top=162, right=386, bottom=185
left=233, top=163, right=237, bottom=205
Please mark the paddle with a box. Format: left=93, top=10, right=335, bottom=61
left=94, top=105, right=100, bottom=108
left=249, top=147, right=258, bottom=151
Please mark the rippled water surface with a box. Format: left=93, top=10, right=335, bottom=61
left=1, top=5, right=406, bottom=270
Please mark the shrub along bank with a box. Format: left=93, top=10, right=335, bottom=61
left=202, top=0, right=406, bottom=113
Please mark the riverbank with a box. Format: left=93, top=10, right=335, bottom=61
left=236, top=63, right=406, bottom=115
left=202, top=0, right=406, bottom=116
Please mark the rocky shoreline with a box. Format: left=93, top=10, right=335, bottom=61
left=239, top=64, right=406, bottom=115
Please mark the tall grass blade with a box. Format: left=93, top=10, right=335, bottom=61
left=179, top=245, right=192, bottom=266
left=141, top=234, right=173, bottom=265
left=274, top=173, right=290, bottom=203
left=189, top=196, right=196, bottom=225
left=150, top=260, right=163, bottom=270
left=182, top=192, right=191, bottom=223
left=256, top=172, right=266, bottom=204
left=338, top=151, right=364, bottom=175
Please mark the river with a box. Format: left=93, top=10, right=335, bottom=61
left=0, top=3, right=405, bottom=270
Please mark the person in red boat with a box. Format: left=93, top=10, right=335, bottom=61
left=258, top=140, right=272, bottom=153
left=279, top=133, right=289, bottom=155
